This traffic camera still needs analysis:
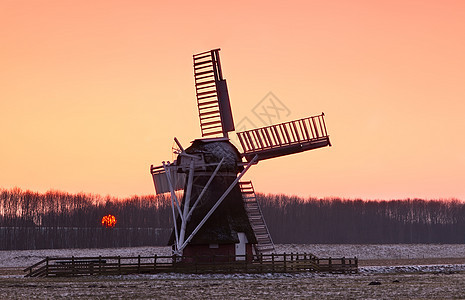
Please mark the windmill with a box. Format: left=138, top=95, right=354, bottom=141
left=150, top=49, right=331, bottom=260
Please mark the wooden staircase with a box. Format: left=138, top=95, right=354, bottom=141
left=239, top=181, right=275, bottom=254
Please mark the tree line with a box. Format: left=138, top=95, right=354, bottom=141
left=257, top=194, right=465, bottom=244
left=0, top=188, right=173, bottom=249
left=1, top=188, right=464, bottom=250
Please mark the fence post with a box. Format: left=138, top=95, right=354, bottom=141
left=118, top=256, right=121, bottom=275
left=172, top=254, right=176, bottom=272
left=46, top=257, right=49, bottom=276
left=291, top=253, right=294, bottom=271
left=138, top=255, right=141, bottom=272
left=153, top=255, right=157, bottom=272
left=284, top=252, right=287, bottom=272
left=98, top=255, right=102, bottom=275
left=328, top=257, right=332, bottom=273
left=342, top=257, right=345, bottom=273
left=271, top=253, right=275, bottom=273
left=72, top=256, right=76, bottom=276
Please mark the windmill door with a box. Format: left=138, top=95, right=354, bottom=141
left=235, top=232, right=248, bottom=261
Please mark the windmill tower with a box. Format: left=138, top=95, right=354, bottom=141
left=150, top=49, right=331, bottom=260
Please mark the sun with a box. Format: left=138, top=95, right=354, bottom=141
left=101, top=214, right=117, bottom=228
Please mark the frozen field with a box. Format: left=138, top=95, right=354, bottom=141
left=2, top=244, right=465, bottom=268
left=1, top=244, right=465, bottom=299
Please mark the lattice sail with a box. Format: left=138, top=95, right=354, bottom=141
left=237, top=114, right=331, bottom=162
left=193, top=49, right=234, bottom=137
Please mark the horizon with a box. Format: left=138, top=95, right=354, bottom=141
left=1, top=186, right=463, bottom=203
left=1, top=1, right=464, bottom=200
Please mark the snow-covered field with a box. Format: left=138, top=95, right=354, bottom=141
left=277, top=244, right=465, bottom=260
left=1, top=244, right=465, bottom=299
left=2, top=243, right=465, bottom=268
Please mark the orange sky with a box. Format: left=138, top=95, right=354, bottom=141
left=1, top=0, right=464, bottom=200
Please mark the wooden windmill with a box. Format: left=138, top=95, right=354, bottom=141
left=150, top=49, right=331, bottom=260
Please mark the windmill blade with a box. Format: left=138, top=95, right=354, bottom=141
left=236, top=113, right=331, bottom=162
left=150, top=164, right=186, bottom=195
left=193, top=49, right=234, bottom=138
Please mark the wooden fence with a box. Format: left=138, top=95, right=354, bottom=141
left=24, top=253, right=357, bottom=277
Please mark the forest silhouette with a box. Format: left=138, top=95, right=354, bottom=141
left=1, top=188, right=463, bottom=250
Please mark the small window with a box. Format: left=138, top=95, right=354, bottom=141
left=209, top=243, right=219, bottom=249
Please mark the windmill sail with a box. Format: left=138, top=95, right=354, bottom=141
left=237, top=114, right=331, bottom=162
left=193, top=49, right=234, bottom=138
left=150, top=165, right=186, bottom=195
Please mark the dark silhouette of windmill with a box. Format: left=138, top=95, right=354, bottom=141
left=150, top=49, right=331, bottom=259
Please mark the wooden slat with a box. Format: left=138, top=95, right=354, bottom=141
left=312, top=117, right=319, bottom=138
left=197, top=94, right=217, bottom=101
left=194, top=64, right=213, bottom=71
left=195, top=74, right=215, bottom=80
left=194, top=60, right=213, bottom=66
left=193, top=53, right=211, bottom=59
left=281, top=124, right=291, bottom=144
left=195, top=79, right=216, bottom=86
left=202, top=130, right=224, bottom=136
left=292, top=122, right=301, bottom=141
left=237, top=133, right=248, bottom=153
left=196, top=90, right=217, bottom=97
left=245, top=131, right=256, bottom=150
left=194, top=70, right=215, bottom=76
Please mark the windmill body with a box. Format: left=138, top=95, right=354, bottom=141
left=150, top=49, right=331, bottom=260
left=170, top=138, right=256, bottom=261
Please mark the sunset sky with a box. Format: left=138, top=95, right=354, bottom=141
left=1, top=1, right=464, bottom=200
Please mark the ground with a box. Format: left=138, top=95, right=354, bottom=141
left=1, top=245, right=465, bottom=299
left=1, top=266, right=465, bottom=299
